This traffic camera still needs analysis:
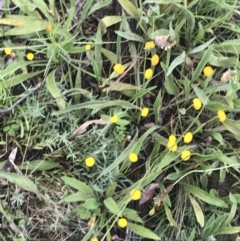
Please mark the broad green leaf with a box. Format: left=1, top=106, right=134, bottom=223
left=191, top=46, right=212, bottom=81
left=214, top=227, right=240, bottom=235
left=210, top=132, right=224, bottom=145
left=61, top=176, right=95, bottom=198
left=164, top=74, right=178, bottom=95
left=51, top=100, right=138, bottom=116
left=82, top=198, right=100, bottom=210
left=115, top=31, right=144, bottom=42
left=0, top=172, right=38, bottom=194
left=163, top=201, right=179, bottom=229
left=101, top=48, right=118, bottom=64
left=153, top=90, right=162, bottom=124
left=122, top=208, right=143, bottom=223
left=11, top=0, right=38, bottom=17
left=64, top=192, right=91, bottom=202
left=213, top=39, right=240, bottom=54
left=192, top=85, right=209, bottom=105
left=118, top=0, right=140, bottom=20
left=20, top=160, right=60, bottom=171
left=223, top=119, right=240, bottom=139
left=104, top=197, right=120, bottom=215
left=88, top=0, right=111, bottom=15
left=188, top=194, right=204, bottom=227
left=143, top=0, right=182, bottom=3
left=187, top=228, right=196, bottom=241
left=105, top=182, right=117, bottom=198
left=46, top=70, right=66, bottom=109
left=183, top=184, right=228, bottom=208
left=167, top=51, right=186, bottom=76
left=127, top=222, right=161, bottom=240
left=31, top=0, right=52, bottom=20
left=99, top=16, right=122, bottom=33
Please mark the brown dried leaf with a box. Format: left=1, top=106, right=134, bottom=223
left=155, top=35, right=177, bottom=50
left=154, top=184, right=174, bottom=209
left=185, top=56, right=194, bottom=67
left=221, top=69, right=236, bottom=83
left=139, top=183, right=159, bottom=206
left=68, top=119, right=109, bottom=140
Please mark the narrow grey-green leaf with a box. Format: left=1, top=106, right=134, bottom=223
left=19, top=160, right=60, bottom=171
left=0, top=172, right=38, bottom=194
left=115, top=31, right=144, bottom=42
left=167, top=51, right=186, bottom=76
left=61, top=176, right=95, bottom=198
left=127, top=222, right=161, bottom=240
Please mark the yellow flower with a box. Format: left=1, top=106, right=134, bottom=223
left=129, top=153, right=138, bottom=162
left=85, top=44, right=91, bottom=51
left=130, top=189, right=141, bottom=200
left=118, top=218, right=128, bottom=228
left=5, top=48, right=12, bottom=55
left=27, top=53, right=34, bottom=61
left=46, top=24, right=52, bottom=32
left=217, top=110, right=226, bottom=122
left=203, top=66, right=214, bottom=77
left=183, top=132, right=193, bottom=144
left=151, top=54, right=160, bottom=66
left=141, top=107, right=149, bottom=117
left=193, top=98, right=202, bottom=110
left=168, top=134, right=176, bottom=143
left=181, top=150, right=191, bottom=161
left=145, top=41, right=155, bottom=49
left=113, top=64, right=124, bottom=75
left=144, top=68, right=153, bottom=80
left=167, top=142, right=178, bottom=152
left=85, top=157, right=95, bottom=167
left=91, top=237, right=98, bottom=241
left=111, top=115, right=118, bottom=123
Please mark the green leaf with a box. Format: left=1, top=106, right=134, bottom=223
left=63, top=192, right=91, bottom=202
left=153, top=90, right=162, bottom=124
left=61, top=176, right=95, bottom=198
left=105, top=182, right=117, bottom=198
left=192, top=85, right=209, bottom=105
left=88, top=0, right=111, bottom=15
left=163, top=201, right=179, bottom=229
left=104, top=197, right=120, bottom=215
left=210, top=132, right=224, bottom=145
left=223, top=119, right=240, bottom=139
left=51, top=100, right=138, bottom=116
left=0, top=172, right=38, bottom=194
left=122, top=208, right=143, bottom=223
left=189, top=37, right=215, bottom=54
left=46, top=70, right=66, bottom=110
left=214, top=227, right=240, bottom=235
left=222, top=193, right=237, bottom=227
left=19, top=160, right=60, bottom=171
left=99, top=16, right=122, bottom=33
left=118, top=0, right=140, bottom=20
left=167, top=51, right=186, bottom=76
left=82, top=198, right=100, bottom=210
left=191, top=46, right=212, bottom=81
left=101, top=48, right=118, bottom=64
left=188, top=194, right=204, bottom=227
left=183, top=184, right=228, bottom=208
left=115, top=31, right=144, bottom=42
left=127, top=222, right=161, bottom=240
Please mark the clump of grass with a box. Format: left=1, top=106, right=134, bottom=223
left=1, top=0, right=240, bottom=241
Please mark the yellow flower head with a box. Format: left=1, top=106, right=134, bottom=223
left=183, top=132, right=193, bottom=144
left=151, top=54, right=160, bottom=66
left=181, top=150, right=191, bottom=161
left=145, top=41, right=155, bottom=49
left=27, top=53, right=34, bottom=61
left=46, top=24, right=52, bottom=32
left=193, top=98, right=202, bottom=110
left=167, top=142, right=178, bottom=152
left=113, top=64, right=124, bottom=75
left=203, top=66, right=214, bottom=77
left=118, top=218, right=128, bottom=228
left=141, top=107, right=149, bottom=117
left=111, top=115, right=118, bottom=123
left=130, top=189, right=141, bottom=200
left=5, top=48, right=12, bottom=55
left=144, top=68, right=153, bottom=80
left=91, top=238, right=98, bottom=241
left=168, top=134, right=176, bottom=143
left=85, top=44, right=91, bottom=51
left=85, top=157, right=95, bottom=167
left=217, top=110, right=226, bottom=122
left=129, top=153, right=138, bottom=162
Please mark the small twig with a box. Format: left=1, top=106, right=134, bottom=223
left=0, top=83, right=41, bottom=114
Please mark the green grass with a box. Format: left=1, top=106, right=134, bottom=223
left=1, top=0, right=240, bottom=240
